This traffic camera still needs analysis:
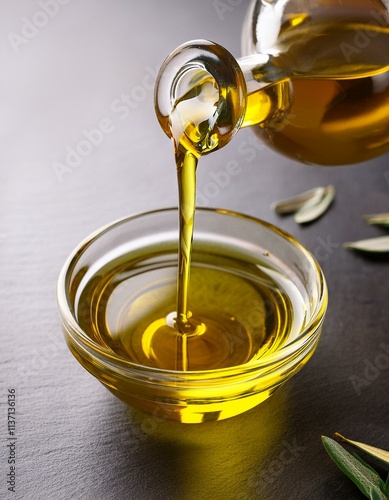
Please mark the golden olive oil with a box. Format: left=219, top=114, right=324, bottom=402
left=77, top=15, right=389, bottom=377
left=243, top=18, right=389, bottom=164
left=76, top=245, right=305, bottom=371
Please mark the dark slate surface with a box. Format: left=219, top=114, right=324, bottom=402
left=1, top=1, right=388, bottom=499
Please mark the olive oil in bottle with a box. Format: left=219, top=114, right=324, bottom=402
left=242, top=15, right=389, bottom=164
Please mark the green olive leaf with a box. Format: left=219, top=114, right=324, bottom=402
left=294, top=185, right=335, bottom=224
left=363, top=213, right=389, bottom=227
left=342, top=236, right=389, bottom=253
left=351, top=451, right=382, bottom=475
left=322, top=436, right=387, bottom=500
left=270, top=186, right=325, bottom=214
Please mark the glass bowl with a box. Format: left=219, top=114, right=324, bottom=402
left=57, top=207, right=327, bottom=423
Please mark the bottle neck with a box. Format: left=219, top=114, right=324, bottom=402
left=237, top=53, right=292, bottom=128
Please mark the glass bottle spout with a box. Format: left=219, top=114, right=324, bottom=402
left=154, top=40, right=248, bottom=158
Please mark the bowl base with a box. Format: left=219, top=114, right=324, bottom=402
left=107, top=385, right=279, bottom=424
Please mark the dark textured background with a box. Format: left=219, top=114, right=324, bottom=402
left=1, top=1, right=388, bottom=499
